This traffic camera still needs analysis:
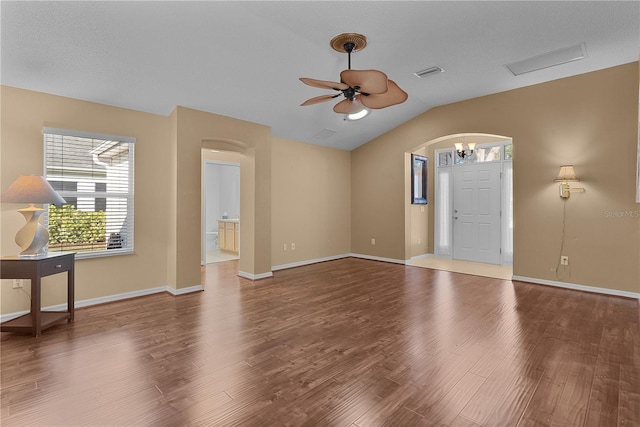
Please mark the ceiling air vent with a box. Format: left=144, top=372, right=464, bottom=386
left=506, top=43, right=587, bottom=76
left=314, top=129, right=336, bottom=140
left=413, top=66, right=444, bottom=79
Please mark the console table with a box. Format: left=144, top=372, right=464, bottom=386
left=1, top=252, right=75, bottom=336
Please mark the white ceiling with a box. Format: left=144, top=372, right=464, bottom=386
left=2, top=1, right=639, bottom=151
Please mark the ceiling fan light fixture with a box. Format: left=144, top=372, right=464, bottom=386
left=345, top=109, right=369, bottom=121
left=300, top=33, right=407, bottom=115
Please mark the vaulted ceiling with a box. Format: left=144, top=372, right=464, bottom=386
left=2, top=1, right=638, bottom=151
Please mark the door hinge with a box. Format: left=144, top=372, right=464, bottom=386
left=500, top=248, right=502, bottom=254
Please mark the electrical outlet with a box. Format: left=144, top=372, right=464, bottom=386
left=418, top=237, right=421, bottom=245
left=291, top=243, right=296, bottom=250
left=12, top=279, right=23, bottom=289
left=560, top=256, right=569, bottom=266
left=283, top=244, right=287, bottom=252
left=371, top=238, right=376, bottom=245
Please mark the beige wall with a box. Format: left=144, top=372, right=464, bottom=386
left=1, top=86, right=172, bottom=314
left=408, top=146, right=428, bottom=258
left=351, top=139, right=407, bottom=259
left=637, top=56, right=640, bottom=203
left=271, top=137, right=351, bottom=267
left=174, top=106, right=272, bottom=281
left=409, top=204, right=428, bottom=257
left=636, top=59, right=640, bottom=293
left=352, top=62, right=640, bottom=294
left=166, top=109, right=179, bottom=290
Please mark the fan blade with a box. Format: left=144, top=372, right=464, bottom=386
left=301, top=94, right=340, bottom=106
left=300, top=77, right=349, bottom=91
left=333, top=95, right=365, bottom=114
left=360, top=80, right=408, bottom=109
left=340, top=69, right=388, bottom=94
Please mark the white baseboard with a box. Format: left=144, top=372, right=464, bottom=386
left=272, top=254, right=351, bottom=271
left=512, top=275, right=640, bottom=299
left=238, top=270, right=273, bottom=281
left=0, top=310, right=30, bottom=323
left=166, top=285, right=204, bottom=295
left=74, top=286, right=169, bottom=308
left=244, top=252, right=403, bottom=278
left=349, top=253, right=407, bottom=265
left=0, top=285, right=204, bottom=323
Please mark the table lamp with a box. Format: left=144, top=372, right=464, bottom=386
left=1, top=175, right=66, bottom=257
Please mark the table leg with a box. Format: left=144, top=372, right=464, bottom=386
left=68, top=266, right=74, bottom=322
left=32, top=275, right=41, bottom=336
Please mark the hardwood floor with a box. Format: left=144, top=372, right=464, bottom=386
left=1, top=258, right=639, bottom=426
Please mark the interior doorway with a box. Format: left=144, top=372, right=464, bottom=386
left=201, top=157, right=240, bottom=265
left=434, top=138, right=513, bottom=267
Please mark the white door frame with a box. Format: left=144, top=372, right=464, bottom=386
left=201, top=159, right=241, bottom=265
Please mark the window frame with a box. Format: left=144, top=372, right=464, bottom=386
left=411, top=154, right=428, bottom=205
left=43, top=127, right=135, bottom=259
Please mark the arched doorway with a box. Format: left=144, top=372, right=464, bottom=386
left=407, top=133, right=513, bottom=278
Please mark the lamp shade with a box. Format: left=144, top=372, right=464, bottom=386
left=1, top=175, right=66, bottom=205
left=554, top=165, right=579, bottom=182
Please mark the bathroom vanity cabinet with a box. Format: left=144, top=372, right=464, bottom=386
left=218, top=219, right=239, bottom=253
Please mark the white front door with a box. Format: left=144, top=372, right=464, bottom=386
left=453, top=162, right=502, bottom=264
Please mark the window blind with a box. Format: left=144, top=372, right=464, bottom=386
left=44, top=128, right=135, bottom=258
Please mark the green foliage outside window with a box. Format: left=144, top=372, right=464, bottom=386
left=504, top=144, right=513, bottom=159
left=48, top=205, right=107, bottom=246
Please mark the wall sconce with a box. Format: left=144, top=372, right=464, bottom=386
left=455, top=140, right=476, bottom=159
left=0, top=175, right=66, bottom=257
left=554, top=165, right=584, bottom=198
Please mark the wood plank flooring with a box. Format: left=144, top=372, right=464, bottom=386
left=1, top=258, right=639, bottom=426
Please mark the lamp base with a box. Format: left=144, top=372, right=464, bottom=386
left=559, top=182, right=571, bottom=198
left=15, top=204, right=49, bottom=256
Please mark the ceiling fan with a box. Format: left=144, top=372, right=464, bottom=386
left=300, top=33, right=408, bottom=116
